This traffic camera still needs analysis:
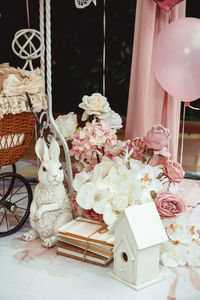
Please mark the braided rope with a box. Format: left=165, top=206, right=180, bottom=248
left=45, top=0, right=74, bottom=194
left=39, top=0, right=45, bottom=80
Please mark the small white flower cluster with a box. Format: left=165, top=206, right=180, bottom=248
left=73, top=156, right=166, bottom=227
left=161, top=213, right=200, bottom=267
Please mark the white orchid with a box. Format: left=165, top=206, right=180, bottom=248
left=73, top=156, right=161, bottom=226
left=76, top=182, right=111, bottom=211
left=72, top=170, right=92, bottom=191
left=161, top=214, right=200, bottom=268
left=187, top=240, right=200, bottom=267
left=163, top=213, right=199, bottom=244
left=160, top=241, right=188, bottom=267
left=103, top=193, right=129, bottom=228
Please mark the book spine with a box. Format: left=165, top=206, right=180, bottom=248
left=57, top=250, right=113, bottom=267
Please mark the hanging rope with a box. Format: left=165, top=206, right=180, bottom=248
left=180, top=102, right=186, bottom=166
left=188, top=105, right=200, bottom=111
left=26, top=0, right=31, bottom=28
left=45, top=0, right=74, bottom=194
left=39, top=0, right=45, bottom=80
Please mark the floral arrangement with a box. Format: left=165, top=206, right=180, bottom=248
left=54, top=92, right=200, bottom=267
left=160, top=214, right=200, bottom=267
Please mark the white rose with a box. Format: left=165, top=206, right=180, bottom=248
left=55, top=112, right=77, bottom=139
left=99, top=110, right=123, bottom=129
left=79, top=93, right=111, bottom=121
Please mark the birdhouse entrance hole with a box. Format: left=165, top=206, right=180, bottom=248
left=121, top=252, right=128, bottom=262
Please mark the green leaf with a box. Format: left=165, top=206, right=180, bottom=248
left=90, top=67, right=99, bottom=73
left=150, top=191, right=157, bottom=200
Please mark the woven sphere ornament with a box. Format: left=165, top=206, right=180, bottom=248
left=75, top=0, right=96, bottom=9
left=12, top=29, right=44, bottom=70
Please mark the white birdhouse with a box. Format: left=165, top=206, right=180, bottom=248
left=109, top=202, right=168, bottom=290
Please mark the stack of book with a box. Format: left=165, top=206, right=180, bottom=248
left=56, top=217, right=114, bottom=267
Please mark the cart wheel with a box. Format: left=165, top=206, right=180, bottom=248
left=0, top=164, right=16, bottom=199
left=0, top=172, right=32, bottom=237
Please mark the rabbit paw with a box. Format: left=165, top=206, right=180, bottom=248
left=22, top=229, right=39, bottom=241
left=42, top=236, right=57, bottom=248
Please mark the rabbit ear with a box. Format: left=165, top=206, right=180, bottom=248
left=49, top=137, right=60, bottom=161
left=35, top=137, right=49, bottom=162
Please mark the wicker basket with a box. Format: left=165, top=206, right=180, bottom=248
left=0, top=112, right=36, bottom=167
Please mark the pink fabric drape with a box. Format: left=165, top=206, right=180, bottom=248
left=125, top=0, right=186, bottom=161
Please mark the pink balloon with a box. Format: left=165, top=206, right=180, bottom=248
left=152, top=18, right=200, bottom=102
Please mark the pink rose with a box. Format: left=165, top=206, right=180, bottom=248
left=126, top=137, right=147, bottom=160
left=155, top=191, right=186, bottom=218
left=164, top=160, right=184, bottom=183
left=146, top=124, right=170, bottom=151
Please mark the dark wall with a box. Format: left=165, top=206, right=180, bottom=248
left=0, top=0, right=135, bottom=116
left=0, top=1, right=199, bottom=119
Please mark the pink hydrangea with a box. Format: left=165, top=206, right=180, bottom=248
left=70, top=120, right=117, bottom=167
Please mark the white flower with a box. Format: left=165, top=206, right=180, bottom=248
left=112, top=193, right=129, bottom=212
left=73, top=171, right=91, bottom=191
left=79, top=93, right=111, bottom=120
left=129, top=159, right=163, bottom=202
left=164, top=214, right=199, bottom=244
left=103, top=193, right=129, bottom=227
left=160, top=242, right=188, bottom=267
left=98, top=110, right=123, bottom=129
left=103, top=204, right=118, bottom=228
left=54, top=112, right=77, bottom=139
left=187, top=240, right=200, bottom=267
left=76, top=183, right=111, bottom=211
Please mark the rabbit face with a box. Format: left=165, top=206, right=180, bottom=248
left=35, top=137, right=65, bottom=186
left=38, top=159, right=64, bottom=185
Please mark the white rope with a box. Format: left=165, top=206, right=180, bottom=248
left=180, top=102, right=186, bottom=167
left=45, top=0, right=74, bottom=194
left=39, top=0, right=45, bottom=80
left=26, top=0, right=31, bottom=28
left=188, top=105, right=200, bottom=111
left=102, top=0, right=106, bottom=96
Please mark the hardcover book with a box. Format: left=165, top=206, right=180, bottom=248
left=56, top=241, right=113, bottom=267
left=56, top=217, right=114, bottom=266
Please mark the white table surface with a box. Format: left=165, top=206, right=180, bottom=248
left=0, top=206, right=200, bottom=300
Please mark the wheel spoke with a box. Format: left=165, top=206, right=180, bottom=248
left=5, top=209, right=9, bottom=231
left=0, top=211, right=6, bottom=226
left=6, top=184, right=24, bottom=202
left=16, top=206, right=27, bottom=211
left=0, top=171, right=32, bottom=236
left=13, top=195, right=28, bottom=204
left=13, top=213, right=20, bottom=224
left=3, top=178, right=5, bottom=196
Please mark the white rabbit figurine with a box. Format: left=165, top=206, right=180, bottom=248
left=22, top=137, right=73, bottom=247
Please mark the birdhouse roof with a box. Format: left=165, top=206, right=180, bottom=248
left=109, top=202, right=168, bottom=250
